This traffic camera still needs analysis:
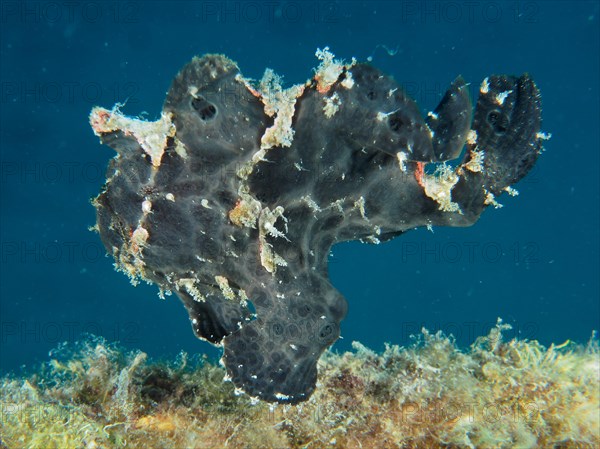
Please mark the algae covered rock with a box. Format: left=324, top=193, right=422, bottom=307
left=1, top=325, right=598, bottom=449
left=89, top=48, right=544, bottom=403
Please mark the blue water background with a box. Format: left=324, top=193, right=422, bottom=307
left=1, top=1, right=598, bottom=372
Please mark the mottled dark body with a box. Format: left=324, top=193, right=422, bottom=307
left=93, top=55, right=542, bottom=403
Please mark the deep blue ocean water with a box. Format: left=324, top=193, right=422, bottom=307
left=1, top=0, right=598, bottom=373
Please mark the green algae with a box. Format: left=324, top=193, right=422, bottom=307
left=1, top=321, right=598, bottom=449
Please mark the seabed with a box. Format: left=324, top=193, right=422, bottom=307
left=1, top=321, right=598, bottom=449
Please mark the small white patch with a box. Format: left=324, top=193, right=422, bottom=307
left=142, top=200, right=152, bottom=214
left=314, top=47, right=355, bottom=93
left=174, top=139, right=188, bottom=159
left=421, top=163, right=462, bottom=213
left=165, top=193, right=175, bottom=202
left=465, top=149, right=485, bottom=173
left=89, top=105, right=175, bottom=168
left=396, top=151, right=408, bottom=172
left=466, top=129, right=478, bottom=145
left=426, top=123, right=434, bottom=139
left=376, top=107, right=400, bottom=122
left=495, top=90, right=512, bottom=105
left=302, top=195, right=321, bottom=213
left=331, top=198, right=345, bottom=213
left=480, top=77, right=490, bottom=94
left=201, top=199, right=211, bottom=209
left=484, top=190, right=503, bottom=208
left=364, top=235, right=380, bottom=244
left=258, top=69, right=305, bottom=150
left=176, top=278, right=205, bottom=302
left=258, top=206, right=289, bottom=273
left=536, top=131, right=552, bottom=140
left=323, top=92, right=341, bottom=118
left=315, top=47, right=342, bottom=90
left=340, top=71, right=354, bottom=89
left=215, top=275, right=236, bottom=300
left=354, top=196, right=367, bottom=219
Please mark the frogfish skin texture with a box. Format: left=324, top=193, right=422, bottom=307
left=90, top=50, right=543, bottom=403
